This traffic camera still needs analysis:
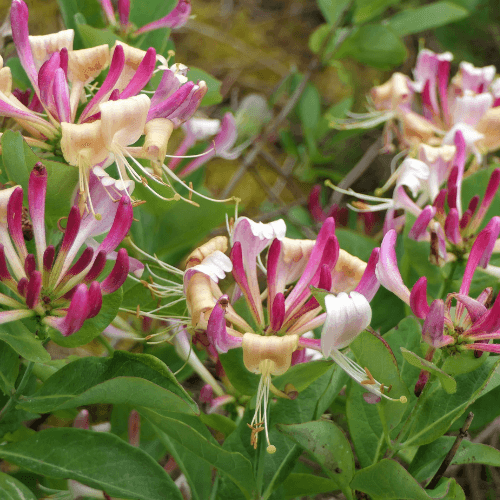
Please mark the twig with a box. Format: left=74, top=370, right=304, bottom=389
left=329, top=136, right=383, bottom=205
left=221, top=8, right=352, bottom=199
left=426, top=412, right=474, bottom=490
left=258, top=150, right=303, bottom=199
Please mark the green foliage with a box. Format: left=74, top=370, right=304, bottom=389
left=0, top=470, right=37, bottom=500
left=351, top=459, right=465, bottom=499
left=1, top=131, right=79, bottom=227
left=335, top=24, right=407, bottom=69
left=0, top=322, right=50, bottom=363
left=0, top=341, right=20, bottom=395
left=0, top=428, right=182, bottom=500
left=19, top=351, right=197, bottom=415
left=278, top=420, right=355, bottom=500
left=187, top=67, right=223, bottom=106
left=401, top=348, right=457, bottom=394
left=387, top=2, right=469, bottom=36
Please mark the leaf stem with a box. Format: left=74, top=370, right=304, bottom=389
left=426, top=412, right=474, bottom=489
left=0, top=360, right=35, bottom=422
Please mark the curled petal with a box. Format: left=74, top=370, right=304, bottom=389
left=29, top=163, right=47, bottom=266
left=7, top=186, right=28, bottom=261
left=444, top=208, right=462, bottom=245
left=97, top=196, right=133, bottom=255
left=478, top=216, right=500, bottom=268
left=460, top=229, right=493, bottom=296
left=25, top=270, right=42, bottom=309
left=422, top=299, right=451, bottom=348
left=207, top=295, right=242, bottom=353
left=80, top=44, right=125, bottom=122
left=100, top=248, right=129, bottom=294
left=11, top=0, right=38, bottom=91
left=321, top=291, right=371, bottom=357
left=178, top=113, right=238, bottom=176
left=410, top=276, right=429, bottom=319
left=120, top=47, right=156, bottom=100
left=408, top=205, right=435, bottom=241
left=86, top=281, right=103, bottom=319
left=376, top=230, right=411, bottom=304
left=354, top=248, right=380, bottom=302
left=135, top=0, right=191, bottom=34
left=46, top=284, right=89, bottom=336
left=184, top=250, right=232, bottom=290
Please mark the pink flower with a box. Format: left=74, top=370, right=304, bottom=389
left=184, top=216, right=403, bottom=453
left=377, top=228, right=500, bottom=394
left=98, top=0, right=191, bottom=37
left=0, top=163, right=134, bottom=337
left=342, top=48, right=499, bottom=157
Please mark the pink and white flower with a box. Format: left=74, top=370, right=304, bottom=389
left=377, top=229, right=500, bottom=393
left=0, top=163, right=137, bottom=337
left=183, top=216, right=403, bottom=452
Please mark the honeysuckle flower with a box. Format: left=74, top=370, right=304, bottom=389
left=98, top=0, right=191, bottom=38
left=183, top=216, right=404, bottom=453
left=330, top=131, right=500, bottom=266
left=8, top=0, right=208, bottom=208
left=0, top=163, right=134, bottom=337
left=171, top=113, right=239, bottom=177
left=377, top=228, right=500, bottom=393
left=335, top=48, right=500, bottom=159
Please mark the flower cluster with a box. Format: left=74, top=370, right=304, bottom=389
left=377, top=229, right=500, bottom=394
left=0, top=163, right=139, bottom=337
left=183, top=216, right=405, bottom=452
left=5, top=0, right=209, bottom=210
left=339, top=48, right=500, bottom=157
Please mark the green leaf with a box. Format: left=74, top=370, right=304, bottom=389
left=441, top=348, right=488, bottom=377
left=150, top=415, right=213, bottom=500
left=387, top=2, right=469, bottom=37
left=0, top=322, right=50, bottom=363
left=403, top=357, right=500, bottom=447
left=142, top=409, right=257, bottom=500
left=187, top=67, right=222, bottom=107
left=335, top=25, right=407, bottom=69
left=401, top=348, right=457, bottom=394
left=77, top=23, right=121, bottom=48
left=410, top=436, right=500, bottom=482
left=351, top=459, right=434, bottom=500
left=282, top=473, right=339, bottom=499
left=1, top=131, right=79, bottom=225
left=346, top=379, right=385, bottom=467
left=5, top=58, right=31, bottom=91
left=200, top=413, right=237, bottom=437
left=317, top=0, right=351, bottom=24
left=354, top=0, right=400, bottom=24
left=19, top=351, right=197, bottom=415
left=297, top=83, right=321, bottom=131
left=0, top=470, right=37, bottom=500
left=0, top=428, right=182, bottom=500
left=130, top=0, right=177, bottom=27
left=350, top=330, right=410, bottom=429
left=48, top=289, right=123, bottom=348
left=0, top=341, right=20, bottom=394
left=273, top=360, right=334, bottom=394
left=278, top=420, right=354, bottom=500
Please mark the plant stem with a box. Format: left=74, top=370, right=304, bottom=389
left=388, top=376, right=434, bottom=457
left=438, top=259, right=459, bottom=300
left=426, top=412, right=474, bottom=489
left=0, top=361, right=35, bottom=422
left=97, top=334, right=115, bottom=355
